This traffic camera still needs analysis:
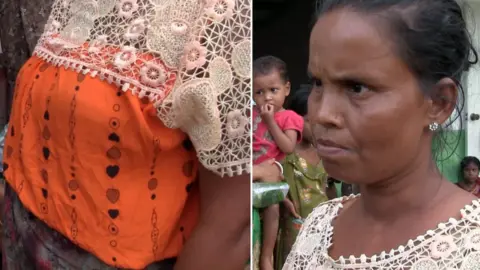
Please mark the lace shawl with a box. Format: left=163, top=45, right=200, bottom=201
left=34, top=0, right=251, bottom=177
left=284, top=196, right=480, bottom=270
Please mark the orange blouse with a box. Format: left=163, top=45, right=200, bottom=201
left=3, top=56, right=200, bottom=268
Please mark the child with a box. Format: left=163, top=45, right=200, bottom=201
left=275, top=86, right=334, bottom=269
left=458, top=156, right=480, bottom=197
left=252, top=56, right=303, bottom=270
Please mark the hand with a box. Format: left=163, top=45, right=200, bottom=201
left=283, top=198, right=301, bottom=219
left=254, top=159, right=283, bottom=183
left=260, top=104, right=275, bottom=125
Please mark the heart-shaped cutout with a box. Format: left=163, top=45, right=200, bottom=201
left=43, top=147, right=50, bottom=160
left=41, top=188, right=48, bottom=199
left=106, top=147, right=121, bottom=160
left=108, top=209, right=119, bottom=219
left=43, top=126, right=51, bottom=140
left=44, top=111, right=50, bottom=120
left=41, top=169, right=48, bottom=183
left=108, top=133, right=120, bottom=143
left=106, top=189, right=120, bottom=204
left=106, top=165, right=120, bottom=178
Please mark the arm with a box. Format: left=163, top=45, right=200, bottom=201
left=265, top=120, right=298, bottom=154
left=174, top=166, right=250, bottom=270
left=253, top=159, right=283, bottom=183
left=252, top=165, right=265, bottom=181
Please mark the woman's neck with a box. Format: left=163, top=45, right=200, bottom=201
left=358, top=152, right=448, bottom=221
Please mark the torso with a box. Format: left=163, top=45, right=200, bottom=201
left=2, top=57, right=199, bottom=269
left=252, top=109, right=303, bottom=164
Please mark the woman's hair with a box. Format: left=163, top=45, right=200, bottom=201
left=460, top=156, right=480, bottom=171
left=314, top=0, right=478, bottom=162
left=253, top=55, right=290, bottom=83
left=315, top=0, right=477, bottom=90
left=287, top=85, right=311, bottom=116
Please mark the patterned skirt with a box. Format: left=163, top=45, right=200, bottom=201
left=2, top=183, right=177, bottom=269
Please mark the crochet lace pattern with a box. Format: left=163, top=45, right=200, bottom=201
left=284, top=195, right=480, bottom=270
left=34, top=0, right=251, bottom=177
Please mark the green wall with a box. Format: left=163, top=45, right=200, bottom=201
left=434, top=130, right=465, bottom=183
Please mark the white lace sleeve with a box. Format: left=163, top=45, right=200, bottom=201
left=34, top=0, right=251, bottom=177
left=155, top=0, right=251, bottom=177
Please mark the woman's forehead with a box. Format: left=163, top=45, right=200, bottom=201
left=308, top=9, right=404, bottom=79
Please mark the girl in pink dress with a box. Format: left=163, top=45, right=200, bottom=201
left=252, top=56, right=304, bottom=270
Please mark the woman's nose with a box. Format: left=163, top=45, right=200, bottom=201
left=310, top=91, right=343, bottom=129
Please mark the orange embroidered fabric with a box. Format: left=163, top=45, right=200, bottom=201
left=2, top=56, right=200, bottom=269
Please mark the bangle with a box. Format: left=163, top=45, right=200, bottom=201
left=273, top=161, right=284, bottom=175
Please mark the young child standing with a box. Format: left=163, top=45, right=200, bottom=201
left=252, top=56, right=304, bottom=270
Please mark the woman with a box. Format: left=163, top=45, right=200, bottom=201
left=2, top=0, right=251, bottom=269
left=275, top=87, right=333, bottom=270
left=284, top=0, right=480, bottom=269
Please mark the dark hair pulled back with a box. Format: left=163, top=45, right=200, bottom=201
left=315, top=0, right=477, bottom=92
left=314, top=0, right=478, bottom=162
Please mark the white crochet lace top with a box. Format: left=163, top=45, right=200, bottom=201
left=34, top=0, right=251, bottom=177
left=283, top=195, right=480, bottom=270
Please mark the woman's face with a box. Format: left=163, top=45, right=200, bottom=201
left=307, top=9, right=436, bottom=184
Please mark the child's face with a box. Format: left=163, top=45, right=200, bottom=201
left=463, top=162, right=479, bottom=183
left=253, top=71, right=290, bottom=112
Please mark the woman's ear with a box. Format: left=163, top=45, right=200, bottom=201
left=426, top=78, right=458, bottom=126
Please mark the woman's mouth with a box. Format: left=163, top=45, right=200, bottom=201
left=315, top=139, right=349, bottom=158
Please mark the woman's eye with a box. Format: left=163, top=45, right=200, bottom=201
left=347, top=83, right=369, bottom=94
left=311, top=79, right=322, bottom=88
left=307, top=73, right=322, bottom=88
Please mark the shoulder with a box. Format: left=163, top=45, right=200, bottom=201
left=275, top=110, right=304, bottom=128
left=284, top=197, right=347, bottom=269
left=276, top=109, right=302, bottom=120
left=294, top=195, right=357, bottom=240
left=304, top=196, right=349, bottom=224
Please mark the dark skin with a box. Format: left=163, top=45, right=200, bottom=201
left=308, top=9, right=476, bottom=259
left=174, top=166, right=249, bottom=270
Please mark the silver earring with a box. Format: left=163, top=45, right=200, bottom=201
left=429, top=122, right=439, bottom=131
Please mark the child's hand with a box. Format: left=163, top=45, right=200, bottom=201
left=260, top=104, right=275, bottom=125
left=283, top=198, right=301, bottom=219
